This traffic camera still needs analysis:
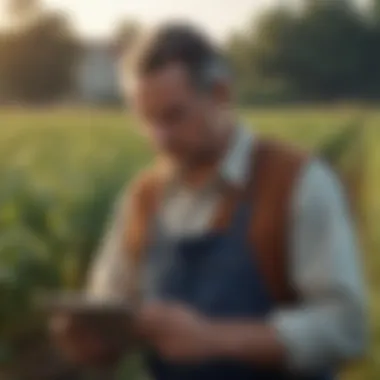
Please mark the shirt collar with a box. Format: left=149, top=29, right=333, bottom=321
left=219, top=126, right=254, bottom=188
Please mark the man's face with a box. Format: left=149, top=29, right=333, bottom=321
left=130, top=63, right=224, bottom=163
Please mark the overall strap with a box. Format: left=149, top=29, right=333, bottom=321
left=212, top=138, right=309, bottom=305
left=251, top=139, right=309, bottom=304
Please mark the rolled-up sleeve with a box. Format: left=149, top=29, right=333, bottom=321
left=86, top=191, right=131, bottom=300
left=270, top=160, right=368, bottom=372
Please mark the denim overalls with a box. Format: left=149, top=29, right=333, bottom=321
left=141, top=181, right=333, bottom=380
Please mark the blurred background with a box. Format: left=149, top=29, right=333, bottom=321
left=0, top=0, right=379, bottom=379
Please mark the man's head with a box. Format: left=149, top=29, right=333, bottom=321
left=122, top=24, right=233, bottom=164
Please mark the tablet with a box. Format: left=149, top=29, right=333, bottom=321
left=37, top=292, right=134, bottom=319
left=39, top=293, right=137, bottom=360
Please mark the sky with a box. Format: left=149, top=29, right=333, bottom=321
left=40, top=0, right=279, bottom=40
left=0, top=0, right=372, bottom=41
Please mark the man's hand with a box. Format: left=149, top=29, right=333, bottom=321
left=49, top=312, right=125, bottom=368
left=137, top=302, right=217, bottom=363
left=136, top=302, right=286, bottom=367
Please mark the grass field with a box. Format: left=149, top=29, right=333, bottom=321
left=0, top=106, right=378, bottom=379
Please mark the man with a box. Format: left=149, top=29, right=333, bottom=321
left=52, top=24, right=367, bottom=379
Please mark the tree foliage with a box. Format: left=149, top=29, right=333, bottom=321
left=0, top=4, right=81, bottom=104
left=227, top=0, right=380, bottom=103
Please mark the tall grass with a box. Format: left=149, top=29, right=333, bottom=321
left=0, top=107, right=378, bottom=379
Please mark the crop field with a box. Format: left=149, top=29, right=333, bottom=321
left=0, top=107, right=378, bottom=379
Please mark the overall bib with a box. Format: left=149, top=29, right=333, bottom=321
left=140, top=171, right=333, bottom=380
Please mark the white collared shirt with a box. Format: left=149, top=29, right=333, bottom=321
left=87, top=126, right=367, bottom=372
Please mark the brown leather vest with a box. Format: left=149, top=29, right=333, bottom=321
left=123, top=138, right=309, bottom=305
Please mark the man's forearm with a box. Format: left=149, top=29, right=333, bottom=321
left=207, top=321, right=287, bottom=366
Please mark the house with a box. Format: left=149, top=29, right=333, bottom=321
left=75, top=41, right=122, bottom=104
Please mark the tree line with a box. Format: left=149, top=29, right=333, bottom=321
left=227, top=0, right=380, bottom=103
left=0, top=0, right=80, bottom=103
left=0, top=0, right=380, bottom=104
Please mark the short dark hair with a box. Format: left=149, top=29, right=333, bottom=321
left=123, top=23, right=229, bottom=90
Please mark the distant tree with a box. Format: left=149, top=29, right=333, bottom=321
left=226, top=9, right=299, bottom=103
left=0, top=6, right=81, bottom=104
left=226, top=0, right=380, bottom=102
left=288, top=0, right=373, bottom=98
left=370, top=0, right=380, bottom=21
